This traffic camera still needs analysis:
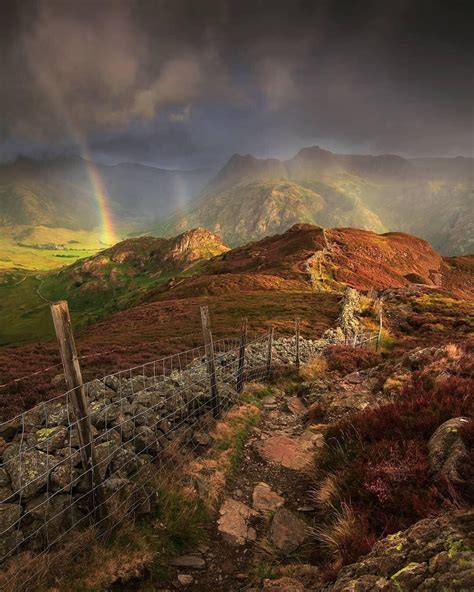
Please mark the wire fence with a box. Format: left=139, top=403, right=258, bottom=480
left=0, top=308, right=379, bottom=590
left=0, top=329, right=280, bottom=589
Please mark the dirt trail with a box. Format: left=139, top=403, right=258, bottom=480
left=164, top=386, right=323, bottom=592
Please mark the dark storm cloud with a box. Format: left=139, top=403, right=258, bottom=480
left=0, top=0, right=472, bottom=163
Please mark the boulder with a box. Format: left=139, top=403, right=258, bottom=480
left=134, top=426, right=160, bottom=455
left=94, top=441, right=118, bottom=480
left=50, top=462, right=81, bottom=492
left=252, top=482, right=285, bottom=513
left=330, top=509, right=474, bottom=591
left=86, top=379, right=115, bottom=402
left=104, top=375, right=120, bottom=392
left=270, top=509, right=307, bottom=554
left=0, top=485, right=14, bottom=503
left=33, top=426, right=68, bottom=452
left=111, top=445, right=139, bottom=476
left=91, top=402, right=120, bottom=429
left=428, top=417, right=469, bottom=487
left=0, top=417, right=21, bottom=440
left=44, top=402, right=69, bottom=427
left=6, top=449, right=57, bottom=499
left=24, top=493, right=73, bottom=547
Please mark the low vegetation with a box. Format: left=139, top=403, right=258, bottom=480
left=312, top=347, right=473, bottom=575
left=324, top=345, right=381, bottom=374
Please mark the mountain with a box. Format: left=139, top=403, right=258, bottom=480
left=41, top=228, right=228, bottom=319
left=0, top=155, right=212, bottom=270
left=0, top=155, right=211, bottom=228
left=154, top=147, right=473, bottom=255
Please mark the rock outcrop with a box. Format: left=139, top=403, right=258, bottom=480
left=329, top=509, right=474, bottom=591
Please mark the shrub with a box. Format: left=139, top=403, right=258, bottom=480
left=325, top=345, right=381, bottom=374
left=313, top=372, right=473, bottom=569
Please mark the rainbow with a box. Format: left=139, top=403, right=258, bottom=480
left=80, top=146, right=116, bottom=246
left=26, top=66, right=117, bottom=246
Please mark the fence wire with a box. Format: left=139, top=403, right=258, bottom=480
left=0, top=326, right=377, bottom=590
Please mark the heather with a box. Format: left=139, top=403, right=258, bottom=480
left=313, top=369, right=473, bottom=569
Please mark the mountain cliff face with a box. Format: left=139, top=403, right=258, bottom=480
left=154, top=147, right=473, bottom=255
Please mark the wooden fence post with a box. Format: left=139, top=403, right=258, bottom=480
left=236, top=318, right=248, bottom=393
left=376, top=299, right=384, bottom=352
left=50, top=301, right=106, bottom=522
left=266, top=325, right=274, bottom=379
left=295, top=318, right=301, bottom=370
left=200, top=305, right=219, bottom=416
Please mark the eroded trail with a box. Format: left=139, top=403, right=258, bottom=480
left=164, top=384, right=323, bottom=592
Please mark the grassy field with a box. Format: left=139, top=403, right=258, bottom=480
left=0, top=225, right=113, bottom=271
left=0, top=272, right=94, bottom=346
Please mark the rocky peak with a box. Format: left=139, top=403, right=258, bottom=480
left=164, top=228, right=229, bottom=264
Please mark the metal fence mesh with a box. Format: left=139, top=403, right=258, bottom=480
left=0, top=325, right=377, bottom=590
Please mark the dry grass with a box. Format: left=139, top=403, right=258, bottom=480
left=299, top=356, right=328, bottom=381
left=313, top=473, right=340, bottom=510
left=0, top=453, right=210, bottom=591
left=311, top=502, right=374, bottom=568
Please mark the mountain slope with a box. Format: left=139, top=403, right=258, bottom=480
left=154, top=147, right=473, bottom=254
left=41, top=228, right=229, bottom=312
left=0, top=228, right=228, bottom=346
left=157, top=179, right=386, bottom=247
left=0, top=156, right=211, bottom=229
left=151, top=224, right=473, bottom=301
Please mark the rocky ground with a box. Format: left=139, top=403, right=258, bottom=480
left=137, top=343, right=473, bottom=592
left=139, top=383, right=324, bottom=591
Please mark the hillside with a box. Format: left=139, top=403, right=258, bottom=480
left=0, top=156, right=211, bottom=270
left=0, top=228, right=228, bottom=346
left=150, top=224, right=473, bottom=301
left=154, top=147, right=473, bottom=254
left=0, top=222, right=472, bottom=439
left=0, top=156, right=210, bottom=228
left=1, top=224, right=472, bottom=349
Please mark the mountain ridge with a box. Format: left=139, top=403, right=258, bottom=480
left=153, top=146, right=473, bottom=255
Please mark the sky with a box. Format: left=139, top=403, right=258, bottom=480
left=0, top=0, right=472, bottom=168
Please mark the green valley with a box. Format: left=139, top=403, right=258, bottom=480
left=0, top=228, right=228, bottom=345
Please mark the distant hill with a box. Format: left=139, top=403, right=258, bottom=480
left=153, top=147, right=473, bottom=255
left=0, top=155, right=212, bottom=270
left=0, top=156, right=211, bottom=229
left=41, top=228, right=229, bottom=313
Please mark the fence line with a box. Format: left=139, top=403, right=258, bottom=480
left=0, top=300, right=379, bottom=590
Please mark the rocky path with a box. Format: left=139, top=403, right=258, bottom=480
left=166, top=386, right=324, bottom=592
